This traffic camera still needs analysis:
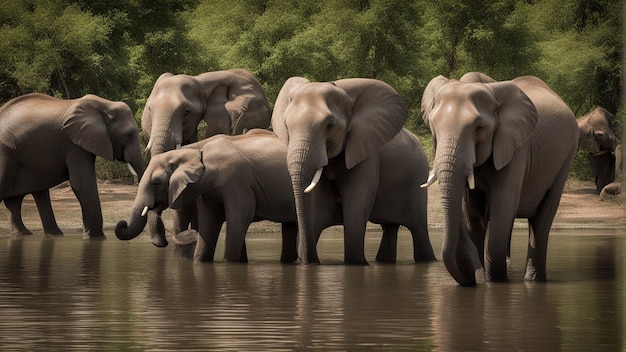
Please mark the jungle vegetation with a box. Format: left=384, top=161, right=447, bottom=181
left=0, top=0, right=622, bottom=180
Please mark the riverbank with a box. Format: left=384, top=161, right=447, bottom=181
left=0, top=178, right=622, bottom=235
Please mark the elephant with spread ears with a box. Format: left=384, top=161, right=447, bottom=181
left=576, top=107, right=622, bottom=198
left=0, top=93, right=145, bottom=238
left=141, top=69, right=272, bottom=246
left=271, top=77, right=436, bottom=265
left=420, top=73, right=578, bottom=285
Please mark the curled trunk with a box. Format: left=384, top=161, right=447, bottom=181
left=115, top=204, right=148, bottom=241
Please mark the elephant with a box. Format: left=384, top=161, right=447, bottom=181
left=115, top=129, right=340, bottom=262
left=576, top=107, right=622, bottom=197
left=271, top=77, right=436, bottom=265
left=141, top=69, right=272, bottom=247
left=0, top=93, right=145, bottom=239
left=420, top=74, right=578, bottom=285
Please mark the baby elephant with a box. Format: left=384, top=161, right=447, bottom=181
left=116, top=129, right=340, bottom=262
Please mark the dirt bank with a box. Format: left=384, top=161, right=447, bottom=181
left=0, top=179, right=622, bottom=235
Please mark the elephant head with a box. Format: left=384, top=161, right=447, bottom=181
left=420, top=75, right=538, bottom=285
left=577, top=107, right=621, bottom=155
left=115, top=148, right=204, bottom=246
left=142, top=69, right=271, bottom=156
left=62, top=94, right=145, bottom=180
left=271, top=77, right=407, bottom=262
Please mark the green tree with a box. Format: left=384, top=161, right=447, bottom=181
left=0, top=0, right=111, bottom=100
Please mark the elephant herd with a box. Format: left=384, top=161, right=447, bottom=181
left=1, top=69, right=613, bottom=286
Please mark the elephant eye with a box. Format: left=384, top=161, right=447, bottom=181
left=326, top=120, right=335, bottom=131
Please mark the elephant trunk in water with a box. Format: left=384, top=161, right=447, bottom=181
left=287, top=139, right=319, bottom=264
left=432, top=131, right=478, bottom=286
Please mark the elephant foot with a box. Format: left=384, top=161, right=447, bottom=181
left=151, top=234, right=169, bottom=248
left=84, top=233, right=107, bottom=240
left=344, top=259, right=369, bottom=266
left=11, top=228, right=33, bottom=236
left=375, top=253, right=396, bottom=264
left=44, top=227, right=64, bottom=236
left=524, top=258, right=547, bottom=282
left=599, top=182, right=622, bottom=201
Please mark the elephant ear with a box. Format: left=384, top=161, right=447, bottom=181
left=334, top=78, right=407, bottom=169
left=197, top=70, right=271, bottom=137
left=62, top=95, right=115, bottom=160
left=489, top=81, right=539, bottom=170
left=169, top=149, right=204, bottom=208
left=421, top=76, right=449, bottom=128
left=271, top=76, right=311, bottom=144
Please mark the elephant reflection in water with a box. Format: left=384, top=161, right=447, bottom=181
left=576, top=107, right=622, bottom=198
left=0, top=93, right=146, bottom=238
left=116, top=128, right=434, bottom=264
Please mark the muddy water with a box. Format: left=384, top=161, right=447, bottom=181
left=0, top=229, right=622, bottom=351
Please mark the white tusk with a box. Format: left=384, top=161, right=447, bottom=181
left=145, top=138, right=152, bottom=152
left=420, top=172, right=437, bottom=188
left=467, top=172, right=475, bottom=190
left=304, top=168, right=323, bottom=193
left=176, top=144, right=181, bottom=149
left=127, top=163, right=138, bottom=177
left=141, top=206, right=149, bottom=217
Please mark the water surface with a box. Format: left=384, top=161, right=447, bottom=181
left=0, top=229, right=622, bottom=351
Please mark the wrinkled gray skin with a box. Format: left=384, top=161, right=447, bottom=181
left=141, top=69, right=272, bottom=247
left=576, top=107, right=622, bottom=197
left=0, top=93, right=145, bottom=238
left=271, top=77, right=435, bottom=264
left=116, top=129, right=340, bottom=262
left=421, top=74, right=578, bottom=285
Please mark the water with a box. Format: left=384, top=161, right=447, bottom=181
left=0, top=229, right=622, bottom=351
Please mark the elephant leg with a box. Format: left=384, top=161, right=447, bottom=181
left=4, top=195, right=32, bottom=236
left=485, top=192, right=518, bottom=282
left=410, top=190, right=436, bottom=262
left=194, top=200, right=224, bottom=262
left=340, top=184, right=375, bottom=264
left=525, top=165, right=571, bottom=281
left=464, top=188, right=487, bottom=267
left=68, top=156, right=104, bottom=239
left=223, top=215, right=252, bottom=263
left=147, top=210, right=167, bottom=247
left=32, top=190, right=63, bottom=235
left=172, top=200, right=198, bottom=235
left=280, top=222, right=298, bottom=263
left=590, top=153, right=613, bottom=194
left=375, top=224, right=399, bottom=263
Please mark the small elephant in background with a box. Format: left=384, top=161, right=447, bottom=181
left=577, top=107, right=622, bottom=197
left=0, top=93, right=145, bottom=238
left=141, top=69, right=272, bottom=247
left=271, top=77, right=435, bottom=264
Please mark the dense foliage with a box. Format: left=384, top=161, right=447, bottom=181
left=0, top=0, right=622, bottom=180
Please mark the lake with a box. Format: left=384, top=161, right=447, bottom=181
left=0, top=229, right=622, bottom=351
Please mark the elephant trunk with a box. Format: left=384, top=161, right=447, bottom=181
left=434, top=133, right=478, bottom=286
left=287, top=139, right=319, bottom=264
left=148, top=113, right=182, bottom=155
left=115, top=203, right=149, bottom=241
